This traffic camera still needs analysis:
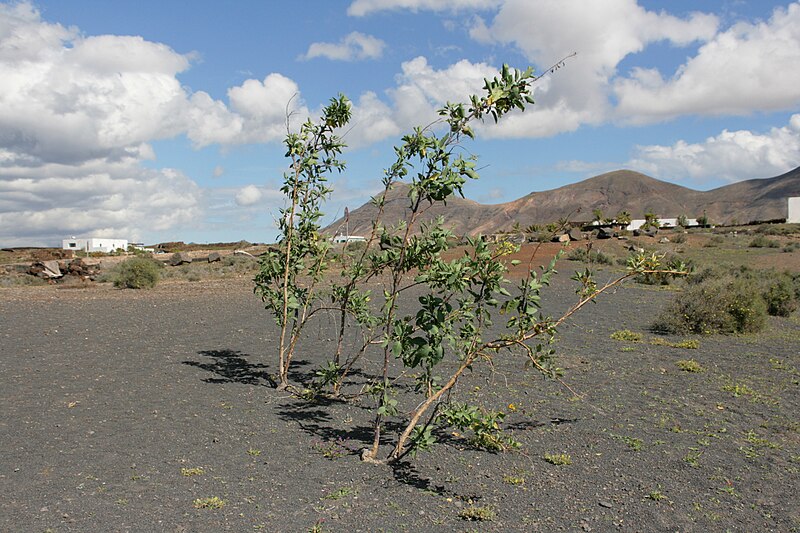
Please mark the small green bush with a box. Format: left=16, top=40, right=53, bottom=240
left=112, top=257, right=161, bottom=289
left=684, top=266, right=798, bottom=319
left=636, top=254, right=691, bottom=285
left=610, top=329, right=642, bottom=342
left=459, top=505, right=495, bottom=521
left=566, top=247, right=613, bottom=265
left=763, top=277, right=798, bottom=317
left=671, top=232, right=687, bottom=244
left=652, top=276, right=767, bottom=335
left=748, top=235, right=780, bottom=248
left=676, top=359, right=705, bottom=373
left=782, top=242, right=799, bottom=253
left=755, top=224, right=800, bottom=236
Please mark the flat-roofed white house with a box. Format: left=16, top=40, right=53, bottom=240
left=625, top=218, right=698, bottom=231
left=789, top=197, right=800, bottom=223
left=62, top=237, right=128, bottom=253
left=331, top=234, right=366, bottom=243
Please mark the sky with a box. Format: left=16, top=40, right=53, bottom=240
left=1, top=0, right=799, bottom=247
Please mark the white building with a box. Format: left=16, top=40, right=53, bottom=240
left=62, top=237, right=128, bottom=253
left=626, top=217, right=698, bottom=231
left=331, top=234, right=366, bottom=243
left=789, top=197, right=800, bottom=224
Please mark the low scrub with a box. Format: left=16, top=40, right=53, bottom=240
left=610, top=329, right=642, bottom=342
left=111, top=257, right=161, bottom=289
left=566, top=247, right=614, bottom=265
left=676, top=359, right=705, bottom=373
left=689, top=266, right=800, bottom=318
left=652, top=276, right=768, bottom=335
left=748, top=235, right=780, bottom=248
left=636, top=254, right=691, bottom=285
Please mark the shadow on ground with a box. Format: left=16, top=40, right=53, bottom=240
left=184, top=349, right=275, bottom=386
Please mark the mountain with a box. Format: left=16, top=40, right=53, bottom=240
left=325, top=167, right=800, bottom=237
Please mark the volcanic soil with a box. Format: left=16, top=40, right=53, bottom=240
left=1, top=265, right=799, bottom=532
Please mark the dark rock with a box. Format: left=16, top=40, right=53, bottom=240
left=207, top=252, right=222, bottom=263
left=597, top=227, right=616, bottom=239
left=568, top=228, right=583, bottom=241
left=170, top=252, right=191, bottom=266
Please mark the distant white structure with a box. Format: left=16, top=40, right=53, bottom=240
left=789, top=197, right=800, bottom=223
left=331, top=234, right=366, bottom=244
left=626, top=217, right=698, bottom=231
left=130, top=242, right=155, bottom=253
left=62, top=237, right=128, bottom=253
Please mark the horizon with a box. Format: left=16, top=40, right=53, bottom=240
left=1, top=1, right=799, bottom=247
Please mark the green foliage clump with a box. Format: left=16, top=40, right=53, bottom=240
left=440, top=403, right=520, bottom=452
left=459, top=505, right=496, bottom=521
left=755, top=223, right=800, bottom=236
left=636, top=254, right=691, bottom=285
left=566, top=246, right=614, bottom=265
left=653, top=338, right=699, bottom=349
left=610, top=329, right=642, bottom=342
left=543, top=452, right=572, bottom=465
left=193, top=496, right=225, bottom=509
left=652, top=276, right=767, bottom=335
left=687, top=266, right=799, bottom=318
left=676, top=359, right=705, bottom=373
left=748, top=235, right=780, bottom=248
left=763, top=277, right=799, bottom=317
left=112, top=257, right=161, bottom=289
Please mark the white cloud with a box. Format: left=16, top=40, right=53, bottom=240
left=345, top=91, right=401, bottom=148
left=347, top=0, right=500, bottom=17
left=302, top=32, right=386, bottom=61
left=0, top=3, right=310, bottom=245
left=388, top=56, right=498, bottom=127
left=212, top=165, right=225, bottom=178
left=0, top=159, right=201, bottom=246
left=471, top=0, right=719, bottom=137
left=235, top=185, right=263, bottom=207
left=628, top=114, right=800, bottom=183
left=330, top=56, right=503, bottom=147
left=614, top=3, right=800, bottom=122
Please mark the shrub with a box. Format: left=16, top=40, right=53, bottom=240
left=459, top=505, right=496, bottom=521
left=755, top=224, right=800, bottom=236
left=651, top=337, right=699, bottom=349
left=782, top=243, right=799, bottom=253
left=749, top=235, right=780, bottom=248
left=543, top=452, right=572, bottom=465
left=685, top=267, right=798, bottom=318
left=671, top=232, right=687, bottom=244
left=652, top=276, right=767, bottom=335
left=676, top=359, right=705, bottom=373
left=763, top=277, right=798, bottom=317
left=112, top=257, right=160, bottom=289
left=610, top=329, right=642, bottom=342
left=566, top=247, right=613, bottom=265
left=636, top=254, right=691, bottom=285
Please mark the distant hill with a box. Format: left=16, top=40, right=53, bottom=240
left=325, top=167, right=800, bottom=237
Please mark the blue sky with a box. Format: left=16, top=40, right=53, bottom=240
left=1, top=0, right=798, bottom=246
